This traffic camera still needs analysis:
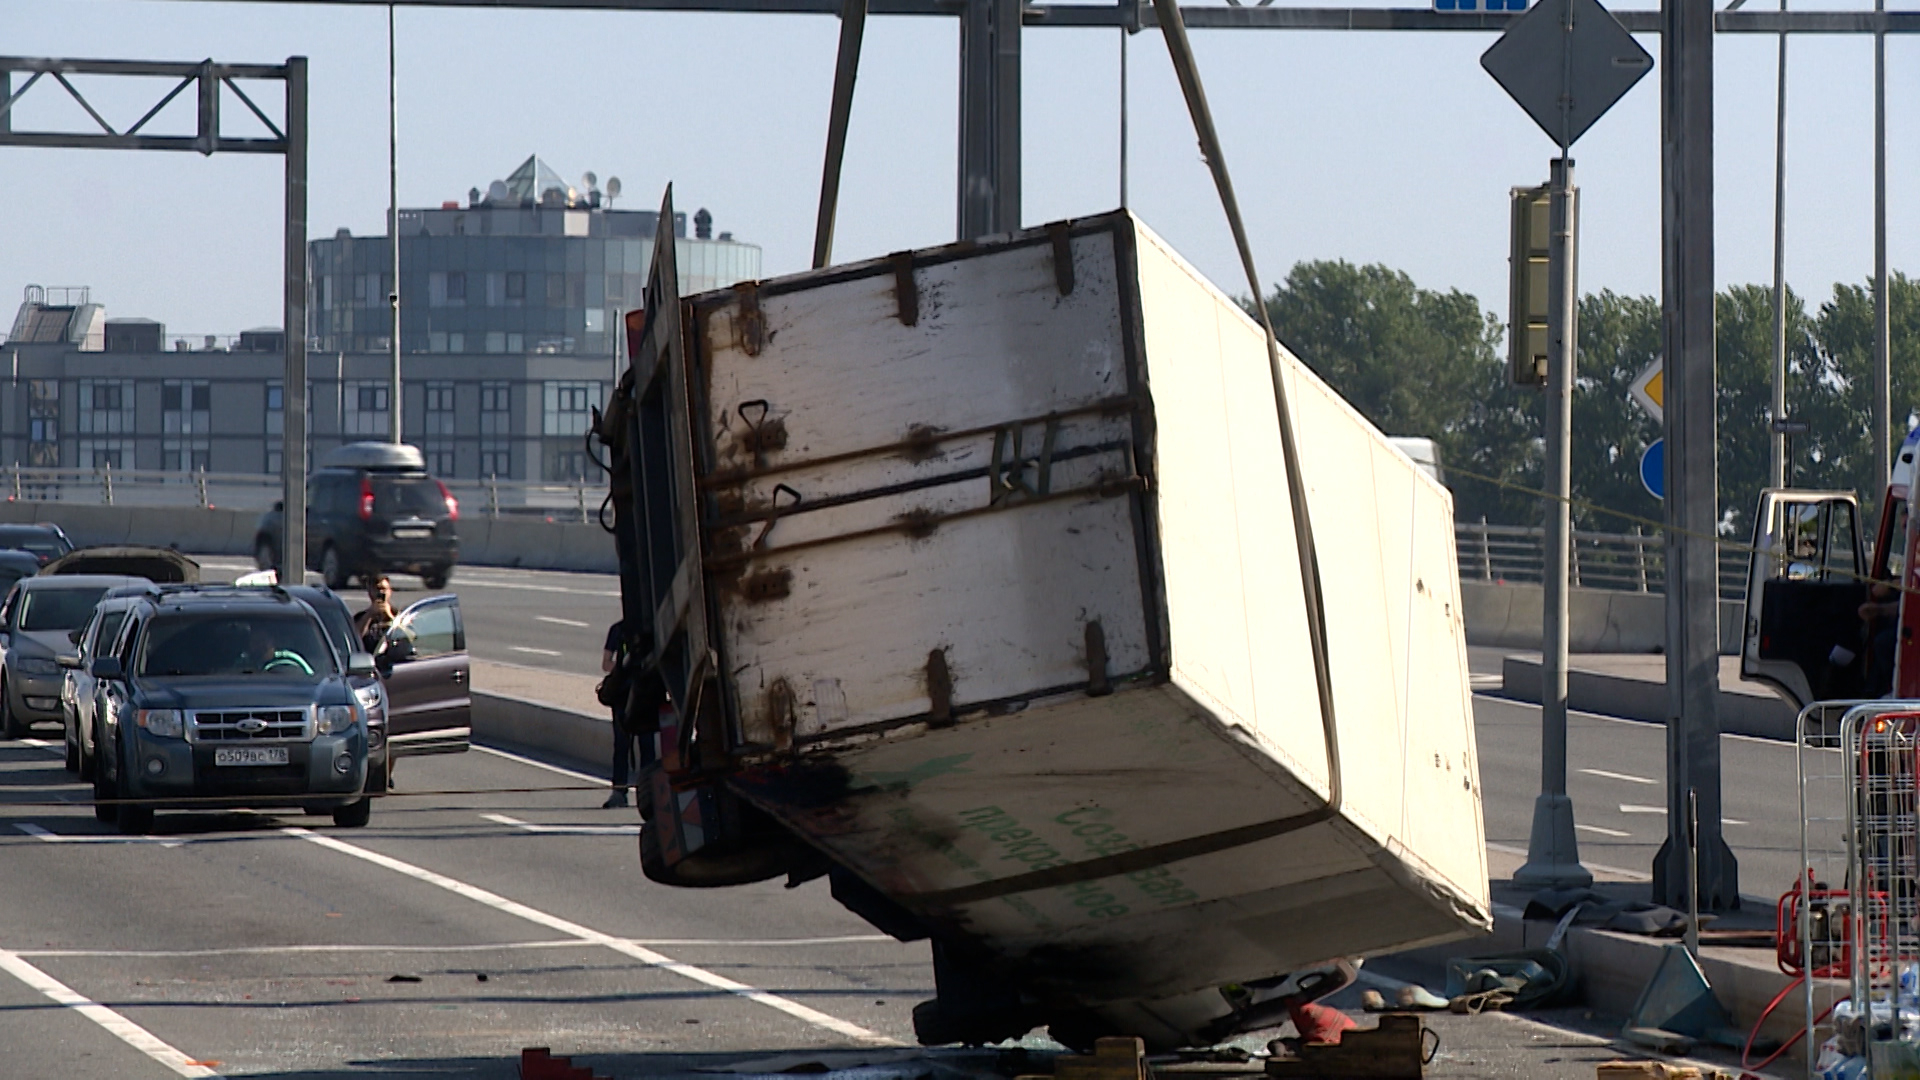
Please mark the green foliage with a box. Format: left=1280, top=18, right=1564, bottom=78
left=1252, top=260, right=1919, bottom=537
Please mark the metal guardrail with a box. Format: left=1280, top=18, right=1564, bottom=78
left=1455, top=519, right=1749, bottom=601
left=0, top=464, right=610, bottom=522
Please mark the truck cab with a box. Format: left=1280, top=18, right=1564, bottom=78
left=1742, top=427, right=1920, bottom=708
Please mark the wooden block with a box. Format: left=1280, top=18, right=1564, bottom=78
left=1055, top=1037, right=1147, bottom=1080
left=1595, top=1062, right=1702, bottom=1080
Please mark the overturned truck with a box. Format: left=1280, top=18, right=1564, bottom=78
left=601, top=203, right=1490, bottom=1050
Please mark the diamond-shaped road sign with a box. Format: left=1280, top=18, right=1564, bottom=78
left=1480, top=0, right=1653, bottom=150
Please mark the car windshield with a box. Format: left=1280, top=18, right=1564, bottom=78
left=0, top=530, right=70, bottom=561
left=373, top=476, right=443, bottom=517
left=18, top=587, right=110, bottom=631
left=136, top=612, right=335, bottom=679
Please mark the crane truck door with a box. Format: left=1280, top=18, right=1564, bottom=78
left=1742, top=490, right=1869, bottom=709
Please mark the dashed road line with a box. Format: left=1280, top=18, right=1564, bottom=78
left=1580, top=768, right=1657, bottom=785
left=14, top=823, right=185, bottom=848
left=1575, top=823, right=1631, bottom=838
left=1618, top=804, right=1747, bottom=825
left=0, top=945, right=219, bottom=1077
left=286, top=826, right=900, bottom=1046
left=509, top=646, right=563, bottom=657
left=482, top=812, right=638, bottom=836
left=535, top=615, right=590, bottom=628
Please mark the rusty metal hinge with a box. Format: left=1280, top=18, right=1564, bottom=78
left=1049, top=222, right=1076, bottom=297
left=734, top=281, right=767, bottom=356
left=892, top=252, right=919, bottom=327
left=766, top=678, right=796, bottom=753
left=1085, top=621, right=1111, bottom=696
left=925, top=648, right=953, bottom=727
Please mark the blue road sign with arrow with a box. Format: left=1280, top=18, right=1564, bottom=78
left=1640, top=438, right=1664, bottom=500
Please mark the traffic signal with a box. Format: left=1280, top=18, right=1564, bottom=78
left=1508, top=184, right=1551, bottom=386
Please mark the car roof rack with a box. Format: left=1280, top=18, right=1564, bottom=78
left=319, top=441, right=426, bottom=472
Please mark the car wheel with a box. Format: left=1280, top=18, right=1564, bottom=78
left=421, top=566, right=450, bottom=590
left=64, top=723, right=79, bottom=772
left=92, top=736, right=118, bottom=824
left=0, top=678, right=23, bottom=740
left=254, top=536, right=278, bottom=572
left=117, top=800, right=154, bottom=835
left=78, top=718, right=96, bottom=783
left=332, top=797, right=372, bottom=828
left=321, top=545, right=349, bottom=590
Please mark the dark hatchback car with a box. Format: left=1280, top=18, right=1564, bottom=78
left=0, top=575, right=149, bottom=738
left=0, top=523, right=75, bottom=566
left=91, top=587, right=375, bottom=833
left=254, top=442, right=460, bottom=590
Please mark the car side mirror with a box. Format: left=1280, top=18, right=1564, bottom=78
left=347, top=651, right=378, bottom=678
left=89, top=656, right=124, bottom=680
left=56, top=653, right=80, bottom=670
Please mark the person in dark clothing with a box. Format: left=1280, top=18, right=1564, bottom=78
left=1862, top=583, right=1901, bottom=696
left=603, top=620, right=639, bottom=809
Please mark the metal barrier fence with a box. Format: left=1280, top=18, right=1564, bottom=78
left=0, top=464, right=610, bottom=522
left=1454, top=519, right=1749, bottom=601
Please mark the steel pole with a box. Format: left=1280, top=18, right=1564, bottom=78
left=1769, top=0, right=1788, bottom=490
left=812, top=0, right=867, bottom=268
left=1873, top=0, right=1889, bottom=494
left=282, top=56, right=308, bottom=580
left=1515, top=154, right=1590, bottom=890
left=388, top=2, right=403, bottom=444
left=955, top=0, right=1018, bottom=238
left=1655, top=0, right=1738, bottom=909
left=1118, top=24, right=1128, bottom=208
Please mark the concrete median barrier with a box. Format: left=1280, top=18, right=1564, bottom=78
left=471, top=690, right=614, bottom=773
left=1463, top=581, right=1743, bottom=655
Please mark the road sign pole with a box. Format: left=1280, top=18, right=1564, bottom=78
left=1654, top=0, right=1738, bottom=910
left=1516, top=154, right=1591, bottom=890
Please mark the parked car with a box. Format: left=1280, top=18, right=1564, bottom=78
left=0, top=523, right=75, bottom=566
left=253, top=442, right=460, bottom=590
left=58, top=589, right=152, bottom=778
left=90, top=587, right=376, bottom=833
left=276, top=584, right=470, bottom=792
left=0, top=550, right=41, bottom=598
left=0, top=575, right=149, bottom=739
left=44, top=546, right=199, bottom=584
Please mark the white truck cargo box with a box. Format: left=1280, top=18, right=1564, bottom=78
left=619, top=208, right=1488, bottom=1047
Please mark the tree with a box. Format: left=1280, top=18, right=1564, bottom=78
left=1809, top=273, right=1920, bottom=515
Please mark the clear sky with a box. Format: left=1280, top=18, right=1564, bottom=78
left=2, top=0, right=1914, bottom=340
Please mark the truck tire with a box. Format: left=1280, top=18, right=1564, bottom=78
left=332, top=797, right=372, bottom=828
left=638, top=822, right=798, bottom=888
left=422, top=566, right=450, bottom=590
left=321, top=545, right=349, bottom=590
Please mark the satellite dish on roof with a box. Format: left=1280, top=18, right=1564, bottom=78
left=487, top=180, right=508, bottom=203
left=606, top=176, right=621, bottom=198
left=582, top=171, right=598, bottom=190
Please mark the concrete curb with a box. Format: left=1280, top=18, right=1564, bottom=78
left=472, top=690, right=615, bottom=772
left=1496, top=653, right=1798, bottom=740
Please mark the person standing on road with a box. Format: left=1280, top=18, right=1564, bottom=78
left=602, top=619, right=639, bottom=809
left=353, top=576, right=397, bottom=653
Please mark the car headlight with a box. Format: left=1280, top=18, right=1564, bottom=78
left=316, top=704, right=359, bottom=736
left=13, top=657, right=58, bottom=676
left=135, top=709, right=184, bottom=738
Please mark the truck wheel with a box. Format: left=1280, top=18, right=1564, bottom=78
left=321, top=545, right=349, bottom=590
left=422, top=566, right=450, bottom=590
left=638, top=822, right=799, bottom=888
left=332, top=797, right=372, bottom=828
left=117, top=802, right=154, bottom=835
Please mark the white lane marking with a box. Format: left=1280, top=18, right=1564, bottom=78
left=483, top=812, right=638, bottom=836
left=509, top=646, right=563, bottom=657
left=285, top=827, right=899, bottom=1046
left=1614, top=804, right=1747, bottom=825
left=1576, top=823, right=1631, bottom=838
left=14, top=823, right=184, bottom=848
left=535, top=616, right=590, bottom=628
left=473, top=743, right=604, bottom=784
left=18, top=934, right=892, bottom=960
left=1469, top=674, right=1502, bottom=690
left=451, top=578, right=619, bottom=598
left=1580, top=768, right=1658, bottom=785
left=0, top=945, right=219, bottom=1077
left=1486, top=840, right=1652, bottom=882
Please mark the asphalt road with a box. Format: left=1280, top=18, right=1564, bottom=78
left=0, top=565, right=1808, bottom=1077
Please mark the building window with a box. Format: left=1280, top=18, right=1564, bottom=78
left=544, top=443, right=590, bottom=482
left=423, top=380, right=456, bottom=476
left=480, top=381, right=511, bottom=478
left=506, top=272, right=526, bottom=302
left=429, top=271, right=467, bottom=308
left=543, top=382, right=597, bottom=437
left=345, top=381, right=390, bottom=437
left=162, top=379, right=211, bottom=472
left=267, top=382, right=284, bottom=435
left=77, top=379, right=134, bottom=435
left=447, top=271, right=466, bottom=303
left=28, top=380, right=58, bottom=467
left=78, top=439, right=134, bottom=470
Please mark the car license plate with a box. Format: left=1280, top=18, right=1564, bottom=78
left=392, top=527, right=433, bottom=539
left=214, top=746, right=289, bottom=766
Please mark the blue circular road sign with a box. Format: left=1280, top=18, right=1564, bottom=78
left=1640, top=438, right=1664, bottom=500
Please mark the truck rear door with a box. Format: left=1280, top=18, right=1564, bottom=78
left=1742, top=489, right=1869, bottom=708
